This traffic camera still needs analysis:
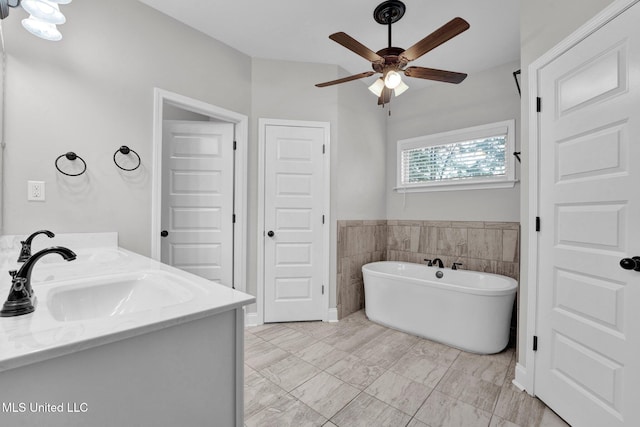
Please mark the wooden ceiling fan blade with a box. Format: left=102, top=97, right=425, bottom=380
left=315, top=71, right=376, bottom=88
left=400, top=17, right=470, bottom=62
left=378, top=87, right=392, bottom=105
left=404, top=66, right=467, bottom=84
left=329, top=32, right=384, bottom=64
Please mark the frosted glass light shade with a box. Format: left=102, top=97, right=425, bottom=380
left=384, top=70, right=402, bottom=89
left=368, top=78, right=384, bottom=97
left=22, top=16, right=62, bottom=41
left=394, top=80, right=409, bottom=96
left=21, top=0, right=66, bottom=24
left=48, top=0, right=72, bottom=4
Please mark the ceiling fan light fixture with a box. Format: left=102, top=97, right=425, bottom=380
left=394, top=80, right=409, bottom=96
left=21, top=0, right=65, bottom=25
left=384, top=70, right=402, bottom=89
left=368, top=78, right=385, bottom=97
left=22, top=15, right=62, bottom=41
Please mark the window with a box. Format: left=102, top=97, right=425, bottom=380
left=396, top=120, right=516, bottom=192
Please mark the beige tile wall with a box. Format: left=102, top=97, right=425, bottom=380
left=336, top=220, right=387, bottom=319
left=337, top=220, right=520, bottom=319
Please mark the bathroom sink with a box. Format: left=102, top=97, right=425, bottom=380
left=46, top=271, right=195, bottom=322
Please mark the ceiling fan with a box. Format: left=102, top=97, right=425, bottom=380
left=315, top=0, right=470, bottom=105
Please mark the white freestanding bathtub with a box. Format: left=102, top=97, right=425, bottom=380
left=362, top=261, right=517, bottom=354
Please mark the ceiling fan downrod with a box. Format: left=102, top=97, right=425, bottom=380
left=373, top=0, right=406, bottom=49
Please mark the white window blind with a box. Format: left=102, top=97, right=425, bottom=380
left=396, top=120, right=516, bottom=192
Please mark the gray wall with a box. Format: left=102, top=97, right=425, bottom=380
left=2, top=0, right=251, bottom=256
left=1, top=0, right=389, bottom=318
left=249, top=59, right=387, bottom=311
left=386, top=60, right=521, bottom=222
left=518, top=0, right=615, bottom=365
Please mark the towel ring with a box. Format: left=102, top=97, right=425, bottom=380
left=55, top=152, right=87, bottom=177
left=113, top=146, right=141, bottom=171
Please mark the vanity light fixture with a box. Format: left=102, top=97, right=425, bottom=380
left=0, top=0, right=71, bottom=41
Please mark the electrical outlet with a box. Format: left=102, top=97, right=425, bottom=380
left=28, top=181, right=45, bottom=201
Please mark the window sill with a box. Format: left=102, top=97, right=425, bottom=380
left=394, top=180, right=518, bottom=193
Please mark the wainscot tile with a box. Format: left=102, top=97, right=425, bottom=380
left=485, top=222, right=520, bottom=230
left=452, top=221, right=485, bottom=229
left=502, top=229, right=520, bottom=263
left=418, top=226, right=438, bottom=254
left=437, top=227, right=468, bottom=256
left=468, top=228, right=503, bottom=261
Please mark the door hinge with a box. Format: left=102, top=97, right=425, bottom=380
left=321, top=285, right=325, bottom=295
left=536, top=97, right=542, bottom=112
left=322, top=214, right=325, bottom=224
left=322, top=144, right=325, bottom=154
left=232, top=214, right=236, bottom=223
left=233, top=140, right=237, bottom=150
left=533, top=335, right=538, bottom=351
left=535, top=216, right=540, bottom=232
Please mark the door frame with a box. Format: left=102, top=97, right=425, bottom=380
left=523, top=0, right=639, bottom=394
left=256, top=118, right=331, bottom=325
left=150, top=88, right=248, bottom=293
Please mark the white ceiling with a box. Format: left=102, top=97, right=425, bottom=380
left=138, top=0, right=520, bottom=90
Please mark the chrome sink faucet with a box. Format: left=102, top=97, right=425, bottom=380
left=1, top=246, right=76, bottom=317
left=17, top=230, right=55, bottom=262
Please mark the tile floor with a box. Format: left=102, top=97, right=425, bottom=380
left=244, top=310, right=569, bottom=427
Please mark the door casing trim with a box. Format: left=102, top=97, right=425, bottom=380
left=524, top=0, right=639, bottom=395
left=257, top=118, right=331, bottom=324
left=151, top=88, right=248, bottom=292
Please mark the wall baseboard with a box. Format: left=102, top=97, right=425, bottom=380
left=512, top=363, right=528, bottom=393
left=245, top=312, right=259, bottom=328
left=327, top=308, right=338, bottom=323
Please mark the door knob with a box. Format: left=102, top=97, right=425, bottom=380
left=267, top=230, right=275, bottom=238
left=160, top=230, right=169, bottom=237
left=620, top=256, right=640, bottom=271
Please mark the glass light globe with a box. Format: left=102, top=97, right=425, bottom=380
left=394, top=80, right=409, bottom=96
left=22, top=16, right=62, bottom=41
left=368, top=78, right=385, bottom=97
left=384, top=70, right=402, bottom=89
left=21, top=0, right=66, bottom=25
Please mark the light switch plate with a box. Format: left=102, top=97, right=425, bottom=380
left=28, top=181, right=45, bottom=201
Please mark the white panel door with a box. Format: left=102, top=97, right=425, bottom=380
left=264, top=125, right=325, bottom=322
left=161, top=120, right=234, bottom=287
left=536, top=4, right=640, bottom=426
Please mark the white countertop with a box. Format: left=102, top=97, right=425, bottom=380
left=0, top=233, right=255, bottom=373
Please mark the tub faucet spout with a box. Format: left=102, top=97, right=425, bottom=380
left=432, top=258, right=444, bottom=268
left=1, top=246, right=76, bottom=317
